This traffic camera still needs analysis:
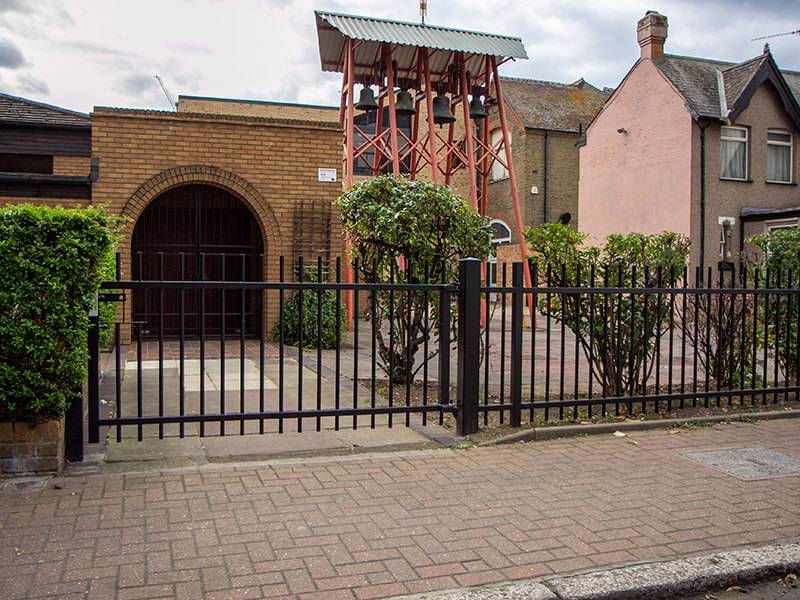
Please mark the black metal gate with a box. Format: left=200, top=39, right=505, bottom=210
left=131, top=184, right=263, bottom=337
left=85, top=257, right=461, bottom=443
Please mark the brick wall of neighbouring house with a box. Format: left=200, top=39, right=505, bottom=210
left=485, top=109, right=582, bottom=244
left=52, top=155, right=91, bottom=176
left=0, top=145, right=92, bottom=208
left=91, top=107, right=344, bottom=331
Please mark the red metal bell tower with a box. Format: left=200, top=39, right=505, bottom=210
left=315, top=11, right=532, bottom=322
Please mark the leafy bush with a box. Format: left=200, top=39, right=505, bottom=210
left=273, top=269, right=344, bottom=349
left=525, top=224, right=690, bottom=399
left=748, top=228, right=800, bottom=385
left=97, top=248, right=119, bottom=348
left=0, top=204, right=114, bottom=420
left=337, top=175, right=493, bottom=383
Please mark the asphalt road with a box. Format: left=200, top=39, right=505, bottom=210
left=685, top=575, right=800, bottom=599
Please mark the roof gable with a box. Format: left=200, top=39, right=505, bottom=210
left=725, top=53, right=800, bottom=128
left=0, top=92, right=90, bottom=128
left=654, top=53, right=800, bottom=128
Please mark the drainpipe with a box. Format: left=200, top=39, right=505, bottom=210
left=698, top=120, right=709, bottom=277
left=543, top=130, right=549, bottom=223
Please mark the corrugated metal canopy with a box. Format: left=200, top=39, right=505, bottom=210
left=315, top=10, right=527, bottom=83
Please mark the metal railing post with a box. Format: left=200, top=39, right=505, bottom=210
left=87, top=311, right=101, bottom=444
left=510, top=262, right=523, bottom=427
left=65, top=384, right=83, bottom=462
left=457, top=258, right=481, bottom=435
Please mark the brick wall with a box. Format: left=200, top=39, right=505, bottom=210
left=178, top=97, right=340, bottom=123
left=485, top=106, right=582, bottom=243
left=91, top=107, right=344, bottom=332
left=0, top=151, right=91, bottom=207
left=53, top=155, right=91, bottom=176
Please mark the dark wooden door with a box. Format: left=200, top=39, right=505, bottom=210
left=132, top=185, right=263, bottom=337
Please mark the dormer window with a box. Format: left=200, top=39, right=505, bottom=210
left=767, top=130, right=792, bottom=183
left=720, top=126, right=748, bottom=181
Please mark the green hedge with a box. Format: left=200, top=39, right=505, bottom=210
left=0, top=204, right=114, bottom=420
left=273, top=270, right=344, bottom=350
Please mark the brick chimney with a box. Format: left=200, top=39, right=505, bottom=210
left=637, top=11, right=668, bottom=61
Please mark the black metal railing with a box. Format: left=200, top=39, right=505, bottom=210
left=476, top=261, right=800, bottom=431
left=80, top=258, right=800, bottom=445
left=87, top=256, right=458, bottom=442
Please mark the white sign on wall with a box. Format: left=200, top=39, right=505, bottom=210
left=318, top=168, right=337, bottom=183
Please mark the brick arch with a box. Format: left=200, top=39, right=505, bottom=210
left=121, top=165, right=281, bottom=247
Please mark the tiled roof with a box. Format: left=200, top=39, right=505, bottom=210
left=655, top=53, right=800, bottom=120
left=722, top=55, right=767, bottom=110
left=500, top=77, right=611, bottom=133
left=0, top=92, right=90, bottom=128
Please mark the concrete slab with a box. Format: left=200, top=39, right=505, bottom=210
left=332, top=426, right=437, bottom=448
left=200, top=426, right=438, bottom=462
left=105, top=437, right=204, bottom=462
left=200, top=431, right=346, bottom=460
left=546, top=541, right=800, bottom=600
left=391, top=582, right=556, bottom=600
left=686, top=447, right=800, bottom=480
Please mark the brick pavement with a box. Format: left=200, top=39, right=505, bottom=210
left=2, top=419, right=799, bottom=599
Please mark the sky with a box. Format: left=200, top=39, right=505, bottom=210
left=0, top=0, right=798, bottom=114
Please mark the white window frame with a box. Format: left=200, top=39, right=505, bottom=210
left=489, top=218, right=512, bottom=245
left=766, top=129, right=793, bottom=184
left=720, top=125, right=749, bottom=181
left=489, top=129, right=510, bottom=182
left=766, top=218, right=799, bottom=231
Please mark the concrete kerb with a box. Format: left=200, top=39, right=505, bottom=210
left=389, top=539, right=800, bottom=600
left=480, top=409, right=800, bottom=446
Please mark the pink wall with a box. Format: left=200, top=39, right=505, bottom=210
left=578, top=60, right=693, bottom=244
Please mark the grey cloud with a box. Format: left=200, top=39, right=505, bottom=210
left=0, top=0, right=72, bottom=28
left=114, top=73, right=158, bottom=97
left=13, top=73, right=49, bottom=96
left=0, top=0, right=29, bottom=13
left=0, top=38, right=26, bottom=69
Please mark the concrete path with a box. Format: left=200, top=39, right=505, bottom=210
left=1, top=419, right=799, bottom=599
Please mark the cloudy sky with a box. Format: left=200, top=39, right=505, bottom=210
left=0, top=0, right=798, bottom=113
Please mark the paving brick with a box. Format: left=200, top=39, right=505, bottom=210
left=1, top=421, right=799, bottom=599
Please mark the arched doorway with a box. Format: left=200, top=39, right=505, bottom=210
left=132, top=184, right=264, bottom=337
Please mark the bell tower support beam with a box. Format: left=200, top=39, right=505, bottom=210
left=491, top=56, right=533, bottom=318
left=344, top=37, right=356, bottom=326
left=458, top=54, right=479, bottom=211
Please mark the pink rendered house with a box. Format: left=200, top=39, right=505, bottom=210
left=578, top=11, right=800, bottom=269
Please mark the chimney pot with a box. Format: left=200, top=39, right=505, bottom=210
left=637, top=11, right=668, bottom=61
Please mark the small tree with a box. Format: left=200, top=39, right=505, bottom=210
left=525, top=224, right=690, bottom=399
left=337, top=175, right=493, bottom=383
left=748, top=228, right=800, bottom=386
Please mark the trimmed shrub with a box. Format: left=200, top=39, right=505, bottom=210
left=97, top=248, right=119, bottom=348
left=273, top=270, right=344, bottom=350
left=0, top=204, right=114, bottom=420
left=337, top=175, right=493, bottom=383
left=525, top=224, right=690, bottom=398
left=748, top=228, right=800, bottom=385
